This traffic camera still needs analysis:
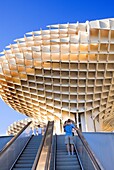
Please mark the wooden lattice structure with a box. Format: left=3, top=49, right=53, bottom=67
left=6, top=118, right=45, bottom=136
left=1, top=18, right=114, bottom=132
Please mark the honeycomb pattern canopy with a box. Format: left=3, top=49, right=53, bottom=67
left=6, top=118, right=45, bottom=136
left=1, top=18, right=114, bottom=132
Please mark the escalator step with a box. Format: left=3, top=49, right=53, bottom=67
left=17, top=160, right=34, bottom=164
left=56, top=155, right=76, bottom=158
left=57, top=151, right=66, bottom=152
left=56, top=165, right=81, bottom=170
left=57, top=161, right=79, bottom=166
left=23, top=150, right=37, bottom=152
left=22, top=151, right=37, bottom=154
left=20, top=155, right=36, bottom=158
left=21, top=153, right=36, bottom=156
left=24, top=148, right=38, bottom=150
left=13, top=168, right=32, bottom=170
left=15, top=164, right=33, bottom=168
left=19, top=157, right=35, bottom=160
left=57, top=157, right=78, bottom=162
left=57, top=153, right=76, bottom=156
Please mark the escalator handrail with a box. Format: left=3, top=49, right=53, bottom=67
left=75, top=127, right=104, bottom=170
left=0, top=121, right=32, bottom=156
left=32, top=121, right=54, bottom=170
left=73, top=142, right=84, bottom=170
left=45, top=121, right=54, bottom=170
left=32, top=121, right=50, bottom=170
left=53, top=134, right=57, bottom=170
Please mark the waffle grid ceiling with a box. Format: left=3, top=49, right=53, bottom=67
left=0, top=18, right=114, bottom=131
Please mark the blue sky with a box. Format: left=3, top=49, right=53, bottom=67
left=0, top=0, right=114, bottom=134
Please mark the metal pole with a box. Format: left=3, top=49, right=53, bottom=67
left=76, top=111, right=79, bottom=128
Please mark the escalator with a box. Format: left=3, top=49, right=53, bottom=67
left=56, top=135, right=81, bottom=170
left=0, top=121, right=44, bottom=170
left=30, top=121, right=101, bottom=170
left=50, top=129, right=104, bottom=170
left=0, top=120, right=105, bottom=170
left=0, top=120, right=54, bottom=170
left=12, top=135, right=42, bottom=170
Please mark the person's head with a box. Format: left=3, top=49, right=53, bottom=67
left=67, top=119, right=71, bottom=124
left=38, top=125, right=40, bottom=128
left=67, top=119, right=71, bottom=122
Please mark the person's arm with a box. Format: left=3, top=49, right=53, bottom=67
left=75, top=126, right=78, bottom=131
left=63, top=121, right=67, bottom=128
left=72, top=124, right=78, bottom=130
left=75, top=125, right=79, bottom=131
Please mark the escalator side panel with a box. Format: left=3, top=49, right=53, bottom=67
left=83, top=133, right=114, bottom=170
left=74, top=136, right=95, bottom=170
left=0, top=136, right=13, bottom=151
left=0, top=136, right=30, bottom=170
left=0, top=122, right=32, bottom=170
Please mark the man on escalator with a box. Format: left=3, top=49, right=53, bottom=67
left=64, top=119, right=77, bottom=156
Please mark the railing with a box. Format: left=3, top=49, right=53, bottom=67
left=75, top=127, right=104, bottom=170
left=73, top=142, right=84, bottom=170
left=53, top=134, right=57, bottom=170
left=0, top=121, right=32, bottom=156
left=32, top=121, right=54, bottom=170
left=49, top=133, right=57, bottom=170
left=0, top=121, right=32, bottom=170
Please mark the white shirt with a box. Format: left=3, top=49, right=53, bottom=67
left=38, top=127, right=42, bottom=134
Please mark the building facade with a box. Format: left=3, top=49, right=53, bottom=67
left=0, top=18, right=114, bottom=132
